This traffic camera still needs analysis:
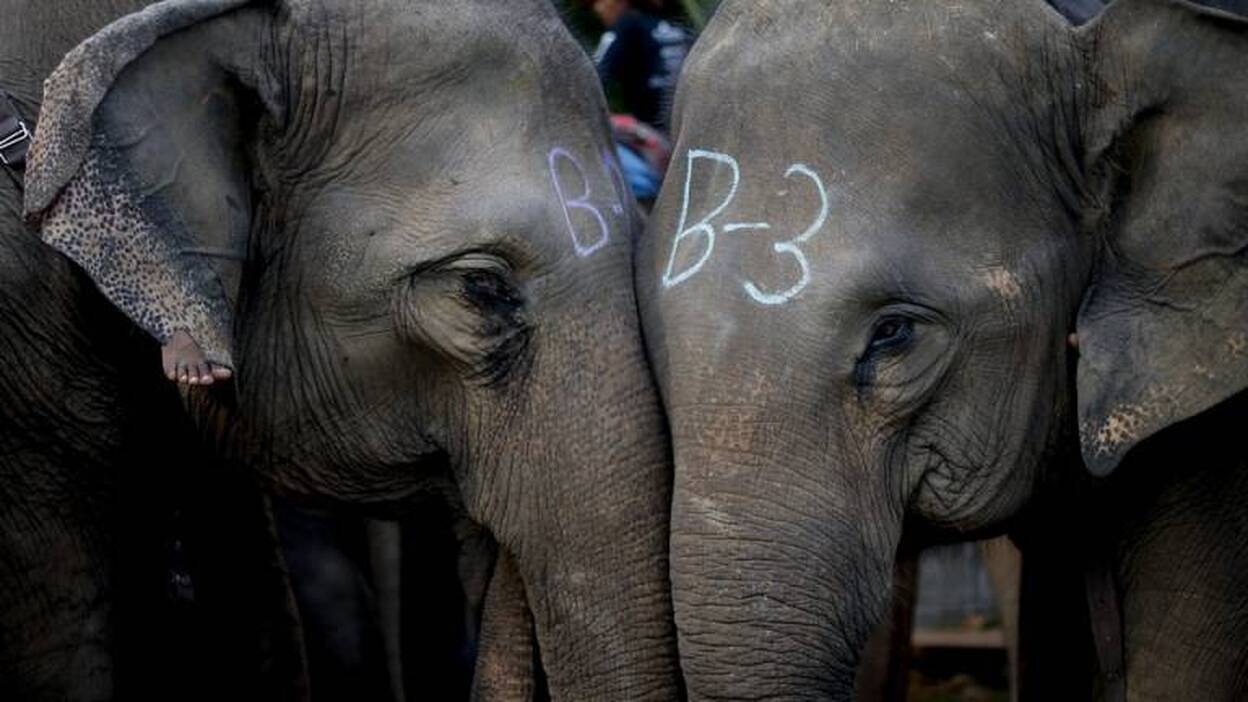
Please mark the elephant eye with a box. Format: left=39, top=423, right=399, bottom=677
left=459, top=268, right=523, bottom=317
left=395, top=250, right=531, bottom=386
left=867, top=316, right=915, bottom=354
left=855, top=307, right=951, bottom=394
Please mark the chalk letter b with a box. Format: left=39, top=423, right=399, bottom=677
left=662, top=149, right=741, bottom=290
left=549, top=148, right=610, bottom=258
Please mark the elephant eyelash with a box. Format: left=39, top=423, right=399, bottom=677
left=458, top=269, right=523, bottom=320
left=458, top=268, right=533, bottom=386
left=867, top=316, right=915, bottom=354
left=854, top=316, right=917, bottom=390
left=395, top=262, right=531, bottom=387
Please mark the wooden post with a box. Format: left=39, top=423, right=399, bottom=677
left=854, top=545, right=919, bottom=702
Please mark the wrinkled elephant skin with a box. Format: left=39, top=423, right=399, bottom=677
left=640, top=0, right=1248, bottom=699
left=8, top=0, right=680, bottom=700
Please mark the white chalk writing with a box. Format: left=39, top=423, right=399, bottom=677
left=743, top=164, right=828, bottom=305
left=548, top=147, right=628, bottom=258
left=662, top=149, right=831, bottom=306
left=662, top=149, right=740, bottom=288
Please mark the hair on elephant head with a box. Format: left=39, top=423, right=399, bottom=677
left=640, top=0, right=1248, bottom=697
left=25, top=0, right=680, bottom=698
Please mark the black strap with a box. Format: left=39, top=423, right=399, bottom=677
left=0, top=89, right=33, bottom=191
left=1085, top=549, right=1126, bottom=702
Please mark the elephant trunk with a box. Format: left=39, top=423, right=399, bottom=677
left=467, top=326, right=683, bottom=700
left=668, top=412, right=898, bottom=702
left=521, top=451, right=680, bottom=701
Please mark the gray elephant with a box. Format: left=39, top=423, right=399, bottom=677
left=7, top=0, right=680, bottom=699
left=1, top=1, right=309, bottom=700
left=639, top=0, right=1248, bottom=699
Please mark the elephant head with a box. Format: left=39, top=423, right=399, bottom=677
left=26, top=0, right=679, bottom=697
left=640, top=0, right=1248, bottom=697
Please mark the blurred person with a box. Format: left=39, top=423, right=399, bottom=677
left=588, top=0, right=690, bottom=132
left=609, top=113, right=670, bottom=209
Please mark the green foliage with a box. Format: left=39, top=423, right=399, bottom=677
left=675, top=0, right=715, bottom=28
left=554, top=2, right=603, bottom=47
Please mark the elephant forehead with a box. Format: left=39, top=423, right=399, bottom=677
left=296, top=145, right=630, bottom=290
left=271, top=2, right=606, bottom=191
left=647, top=144, right=1029, bottom=306
left=703, top=0, right=1058, bottom=68
left=679, top=0, right=1076, bottom=160
left=655, top=7, right=1081, bottom=305
left=283, top=0, right=589, bottom=100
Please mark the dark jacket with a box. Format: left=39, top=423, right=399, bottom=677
left=593, top=10, right=690, bottom=131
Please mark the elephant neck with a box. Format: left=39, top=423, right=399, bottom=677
left=1018, top=394, right=1248, bottom=699
left=1091, top=394, right=1248, bottom=700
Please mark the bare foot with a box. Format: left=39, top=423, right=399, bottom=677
left=161, top=330, right=232, bottom=385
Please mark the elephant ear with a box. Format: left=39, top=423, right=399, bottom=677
left=1075, top=0, right=1248, bottom=476
left=24, top=0, right=276, bottom=369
